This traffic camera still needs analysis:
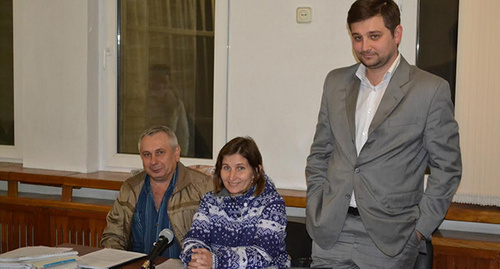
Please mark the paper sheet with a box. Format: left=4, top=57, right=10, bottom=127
left=0, top=263, right=33, bottom=269
left=155, top=258, right=184, bottom=269
left=77, top=248, right=146, bottom=269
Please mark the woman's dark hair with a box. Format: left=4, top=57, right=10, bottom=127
left=214, top=137, right=265, bottom=196
left=347, top=0, right=400, bottom=36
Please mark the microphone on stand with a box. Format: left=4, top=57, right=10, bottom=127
left=141, top=228, right=175, bottom=269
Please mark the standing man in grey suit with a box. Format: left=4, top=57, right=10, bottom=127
left=306, top=0, right=462, bottom=267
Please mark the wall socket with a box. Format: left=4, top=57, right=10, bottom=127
left=296, top=7, right=312, bottom=23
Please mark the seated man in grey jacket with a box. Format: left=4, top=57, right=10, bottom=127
left=101, top=125, right=212, bottom=258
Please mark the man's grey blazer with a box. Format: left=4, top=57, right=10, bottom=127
left=305, top=56, right=462, bottom=257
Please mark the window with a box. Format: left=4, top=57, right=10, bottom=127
left=417, top=0, right=458, bottom=103
left=0, top=0, right=14, bottom=146
left=116, top=0, right=215, bottom=159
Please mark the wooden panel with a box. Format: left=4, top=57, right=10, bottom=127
left=2, top=160, right=500, bottom=268
left=7, top=181, right=17, bottom=197
left=434, top=230, right=500, bottom=256
left=0, top=163, right=126, bottom=198
left=3, top=161, right=497, bottom=224
left=0, top=202, right=49, bottom=253
left=0, top=196, right=112, bottom=213
left=0, top=199, right=109, bottom=253
left=67, top=171, right=128, bottom=190
left=433, top=255, right=499, bottom=269
left=445, top=203, right=500, bottom=224
left=49, top=208, right=108, bottom=248
left=9, top=170, right=78, bottom=186
left=0, top=162, right=21, bottom=179
left=277, top=189, right=306, bottom=208
left=61, top=185, right=73, bottom=202
left=433, top=230, right=500, bottom=269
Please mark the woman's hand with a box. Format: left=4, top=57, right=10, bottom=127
left=188, top=248, right=213, bottom=269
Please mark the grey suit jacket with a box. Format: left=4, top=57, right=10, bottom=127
left=305, top=57, right=461, bottom=257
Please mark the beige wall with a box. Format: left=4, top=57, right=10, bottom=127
left=453, top=0, right=500, bottom=206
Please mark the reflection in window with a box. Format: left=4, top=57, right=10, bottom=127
left=0, top=0, right=14, bottom=146
left=117, top=0, right=214, bottom=158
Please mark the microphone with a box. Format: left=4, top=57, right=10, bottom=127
left=141, top=228, right=175, bottom=269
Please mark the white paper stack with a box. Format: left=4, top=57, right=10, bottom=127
left=0, top=246, right=79, bottom=269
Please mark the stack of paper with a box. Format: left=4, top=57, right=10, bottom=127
left=30, top=256, right=79, bottom=269
left=0, top=246, right=79, bottom=269
left=0, top=263, right=33, bottom=269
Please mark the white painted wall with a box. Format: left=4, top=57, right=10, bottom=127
left=11, top=0, right=99, bottom=172
left=226, top=0, right=417, bottom=190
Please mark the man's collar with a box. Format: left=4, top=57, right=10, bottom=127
left=356, top=53, right=401, bottom=85
left=170, top=162, right=188, bottom=194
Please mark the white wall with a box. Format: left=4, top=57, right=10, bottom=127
left=226, top=0, right=416, bottom=190
left=11, top=0, right=99, bottom=172
left=6, top=0, right=417, bottom=190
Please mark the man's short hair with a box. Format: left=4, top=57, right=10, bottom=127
left=138, top=125, right=179, bottom=152
left=347, top=0, right=401, bottom=36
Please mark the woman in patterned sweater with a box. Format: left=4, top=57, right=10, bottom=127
left=180, top=137, right=290, bottom=269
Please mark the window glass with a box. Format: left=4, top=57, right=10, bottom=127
left=0, top=0, right=14, bottom=146
left=417, top=0, right=458, bottom=103
left=117, top=0, right=214, bottom=158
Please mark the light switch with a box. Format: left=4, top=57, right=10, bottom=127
left=296, top=7, right=312, bottom=23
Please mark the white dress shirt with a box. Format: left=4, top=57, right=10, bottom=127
left=350, top=54, right=401, bottom=208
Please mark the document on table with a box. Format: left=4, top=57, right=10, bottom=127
left=0, top=263, right=33, bottom=268
left=0, top=246, right=78, bottom=262
left=155, top=258, right=183, bottom=269
left=30, top=255, right=80, bottom=269
left=77, top=248, right=146, bottom=269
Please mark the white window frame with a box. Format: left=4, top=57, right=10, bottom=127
left=98, top=0, right=228, bottom=172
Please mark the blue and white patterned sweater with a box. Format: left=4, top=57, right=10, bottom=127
left=180, top=175, right=290, bottom=269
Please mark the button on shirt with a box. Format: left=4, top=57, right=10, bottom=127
left=350, top=54, right=401, bottom=208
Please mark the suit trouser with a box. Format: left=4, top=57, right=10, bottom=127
left=311, top=213, right=420, bottom=269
